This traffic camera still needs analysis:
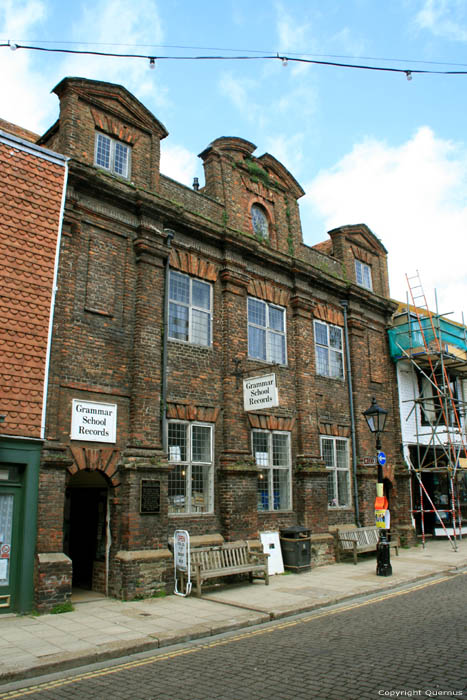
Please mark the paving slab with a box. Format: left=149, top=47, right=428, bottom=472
left=0, top=538, right=465, bottom=685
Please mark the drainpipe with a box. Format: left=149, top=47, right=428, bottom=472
left=341, top=300, right=361, bottom=527
left=161, top=229, right=174, bottom=454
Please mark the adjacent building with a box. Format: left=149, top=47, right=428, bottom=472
left=0, top=124, right=68, bottom=614
left=2, top=78, right=414, bottom=611
left=389, top=298, right=467, bottom=542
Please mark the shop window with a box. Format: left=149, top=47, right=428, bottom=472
left=355, top=259, right=372, bottom=290
left=321, top=437, right=351, bottom=508
left=94, top=132, right=130, bottom=178
left=169, top=270, right=212, bottom=346
left=253, top=430, right=291, bottom=511
left=167, top=422, right=213, bottom=514
left=248, top=297, right=286, bottom=364
left=314, top=320, right=344, bottom=379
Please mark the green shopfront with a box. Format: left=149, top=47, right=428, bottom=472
left=0, top=438, right=40, bottom=614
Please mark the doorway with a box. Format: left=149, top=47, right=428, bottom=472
left=64, top=471, right=109, bottom=590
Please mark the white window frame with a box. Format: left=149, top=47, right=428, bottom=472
left=314, top=320, right=344, bottom=379
left=168, top=270, right=212, bottom=346
left=247, top=297, right=287, bottom=365
left=94, top=132, right=131, bottom=179
left=253, top=429, right=292, bottom=512
left=320, top=436, right=351, bottom=508
left=167, top=421, right=214, bottom=514
left=355, top=259, right=372, bottom=290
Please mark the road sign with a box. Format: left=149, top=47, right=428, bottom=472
left=377, top=452, right=386, bottom=466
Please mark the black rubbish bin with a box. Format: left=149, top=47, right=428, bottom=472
left=280, top=525, right=312, bottom=572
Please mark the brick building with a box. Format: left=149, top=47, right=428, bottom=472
left=10, top=77, right=413, bottom=610
left=0, top=124, right=68, bottom=614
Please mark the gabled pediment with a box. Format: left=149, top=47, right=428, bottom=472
left=257, top=153, right=305, bottom=199
left=329, top=223, right=388, bottom=255
left=53, top=77, right=168, bottom=139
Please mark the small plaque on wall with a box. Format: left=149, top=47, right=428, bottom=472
left=140, top=480, right=161, bottom=514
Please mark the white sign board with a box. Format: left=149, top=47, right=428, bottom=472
left=174, top=529, right=192, bottom=597
left=174, top=530, right=188, bottom=571
left=243, top=374, right=278, bottom=412
left=70, top=399, right=117, bottom=443
left=260, top=531, right=284, bottom=575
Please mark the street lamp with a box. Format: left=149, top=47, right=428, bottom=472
left=363, top=397, right=392, bottom=577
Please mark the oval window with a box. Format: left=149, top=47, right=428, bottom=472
left=251, top=204, right=269, bottom=239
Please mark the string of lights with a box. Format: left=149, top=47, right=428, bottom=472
left=3, top=40, right=467, bottom=78
left=4, top=38, right=467, bottom=67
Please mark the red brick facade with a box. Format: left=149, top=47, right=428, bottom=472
left=28, top=78, right=413, bottom=608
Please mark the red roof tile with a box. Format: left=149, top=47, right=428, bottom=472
left=0, top=137, right=66, bottom=438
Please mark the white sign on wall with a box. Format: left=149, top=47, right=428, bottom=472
left=243, top=374, right=279, bottom=412
left=70, top=399, right=117, bottom=443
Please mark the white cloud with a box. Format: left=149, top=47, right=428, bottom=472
left=61, top=0, right=166, bottom=105
left=0, top=0, right=55, bottom=132
left=0, top=0, right=167, bottom=133
left=275, top=1, right=312, bottom=52
left=218, top=72, right=266, bottom=128
left=160, top=143, right=199, bottom=187
left=302, top=127, right=467, bottom=321
left=415, top=0, right=467, bottom=41
left=264, top=132, right=305, bottom=175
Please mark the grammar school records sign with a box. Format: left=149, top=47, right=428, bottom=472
left=243, top=374, right=279, bottom=411
left=71, top=399, right=117, bottom=443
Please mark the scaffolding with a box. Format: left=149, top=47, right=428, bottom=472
left=388, top=271, right=467, bottom=550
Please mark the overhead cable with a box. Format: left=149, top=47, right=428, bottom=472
left=3, top=41, right=467, bottom=76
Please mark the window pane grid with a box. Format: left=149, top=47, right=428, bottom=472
left=168, top=465, right=187, bottom=513
left=192, top=279, right=210, bottom=310
left=192, top=425, right=211, bottom=462
left=314, top=321, right=344, bottom=379
left=257, top=470, right=269, bottom=510
left=321, top=437, right=351, bottom=508
left=355, top=260, right=372, bottom=290
left=272, top=433, right=289, bottom=466
left=168, top=422, right=187, bottom=462
left=248, top=298, right=286, bottom=364
left=168, top=271, right=212, bottom=346
left=95, top=133, right=130, bottom=178
left=169, top=272, right=190, bottom=304
left=168, top=422, right=213, bottom=514
left=114, top=142, right=129, bottom=177
left=248, top=298, right=266, bottom=326
left=95, top=134, right=110, bottom=169
left=191, top=309, right=210, bottom=345
left=254, top=431, right=291, bottom=511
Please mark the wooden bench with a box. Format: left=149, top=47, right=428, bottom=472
left=333, top=526, right=400, bottom=565
left=187, top=541, right=269, bottom=597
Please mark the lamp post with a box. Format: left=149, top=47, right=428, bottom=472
left=363, top=397, right=392, bottom=577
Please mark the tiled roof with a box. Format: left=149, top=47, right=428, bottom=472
left=0, top=134, right=66, bottom=438
left=312, top=239, right=333, bottom=255
left=0, top=118, right=39, bottom=143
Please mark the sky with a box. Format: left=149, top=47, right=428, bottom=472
left=1, top=0, right=467, bottom=322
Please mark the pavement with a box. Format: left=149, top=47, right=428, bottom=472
left=0, top=538, right=466, bottom=686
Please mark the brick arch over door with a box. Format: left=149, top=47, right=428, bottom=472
left=69, top=446, right=121, bottom=487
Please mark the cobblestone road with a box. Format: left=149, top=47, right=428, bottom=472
left=1, top=572, right=466, bottom=700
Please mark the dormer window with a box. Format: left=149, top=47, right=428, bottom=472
left=355, top=259, right=372, bottom=290
left=94, top=132, right=130, bottom=178
left=251, top=204, right=269, bottom=239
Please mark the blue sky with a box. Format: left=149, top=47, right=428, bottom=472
left=1, top=0, right=467, bottom=321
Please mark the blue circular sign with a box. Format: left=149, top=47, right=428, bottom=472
left=377, top=452, right=386, bottom=466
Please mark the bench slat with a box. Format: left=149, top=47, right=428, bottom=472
left=335, top=527, right=400, bottom=564
left=186, top=541, right=269, bottom=597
